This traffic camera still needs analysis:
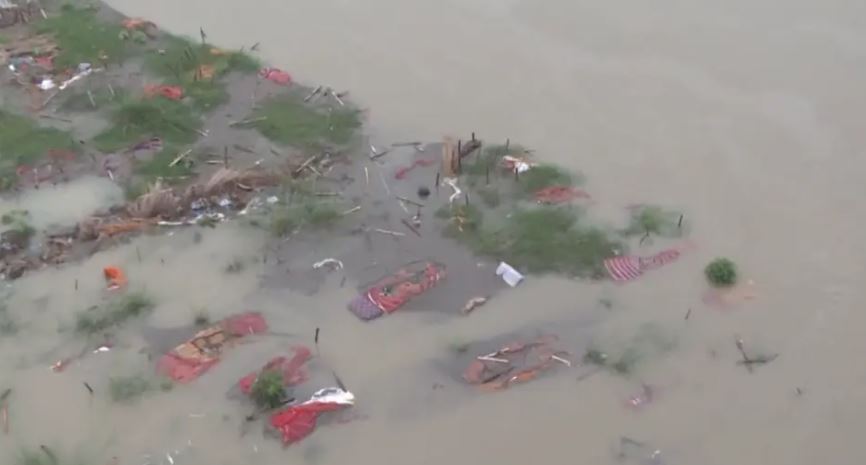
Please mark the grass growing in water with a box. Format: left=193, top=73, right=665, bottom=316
left=624, top=205, right=683, bottom=238
left=440, top=204, right=620, bottom=278
left=705, top=258, right=737, bottom=287
left=145, top=36, right=259, bottom=110
left=516, top=164, right=574, bottom=196
left=132, top=145, right=194, bottom=183
left=0, top=111, right=78, bottom=190
left=250, top=370, right=286, bottom=409
left=36, top=5, right=130, bottom=69
left=92, top=98, right=201, bottom=152
left=252, top=95, right=361, bottom=150
left=270, top=201, right=342, bottom=237
left=109, top=375, right=151, bottom=403
left=74, top=292, right=155, bottom=335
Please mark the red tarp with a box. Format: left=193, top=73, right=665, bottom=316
left=238, top=347, right=311, bottom=395
left=269, top=388, right=355, bottom=445
left=156, top=312, right=268, bottom=383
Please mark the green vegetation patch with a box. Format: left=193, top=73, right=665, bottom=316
left=705, top=257, right=738, bottom=287
left=92, top=98, right=201, bottom=152
left=252, top=95, right=361, bottom=150
left=36, top=5, right=130, bottom=69
left=438, top=204, right=621, bottom=278
left=109, top=374, right=152, bottom=403
left=0, top=111, right=78, bottom=190
left=74, top=291, right=155, bottom=335
left=623, top=205, right=683, bottom=238
left=145, top=36, right=259, bottom=110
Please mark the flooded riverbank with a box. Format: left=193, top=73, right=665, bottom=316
left=2, top=0, right=866, bottom=464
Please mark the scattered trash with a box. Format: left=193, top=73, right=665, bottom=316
left=37, top=77, right=55, bottom=90
left=461, top=296, right=488, bottom=314
left=463, top=334, right=569, bottom=391
left=347, top=261, right=445, bottom=321
left=144, top=84, right=183, bottom=101
left=103, top=266, right=128, bottom=290
left=443, top=177, right=462, bottom=204
left=157, top=312, right=268, bottom=383
left=58, top=63, right=94, bottom=90
left=394, top=158, right=435, bottom=180
left=268, top=387, right=355, bottom=445
left=501, top=155, right=534, bottom=173
left=533, top=186, right=591, bottom=204
left=238, top=347, right=312, bottom=397
left=495, top=262, right=524, bottom=287
left=604, top=246, right=684, bottom=282
left=259, top=67, right=291, bottom=86
left=312, top=258, right=343, bottom=271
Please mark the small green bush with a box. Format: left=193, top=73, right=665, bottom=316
left=705, top=258, right=737, bottom=287
left=250, top=370, right=286, bottom=409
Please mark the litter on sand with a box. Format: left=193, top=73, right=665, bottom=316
left=347, top=260, right=445, bottom=321
left=157, top=312, right=268, bottom=383
left=462, top=334, right=570, bottom=392
left=495, top=262, right=524, bottom=287
left=462, top=296, right=488, bottom=314
left=268, top=387, right=355, bottom=445
left=501, top=155, right=534, bottom=174
left=259, top=67, right=292, bottom=86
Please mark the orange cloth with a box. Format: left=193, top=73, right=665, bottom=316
left=103, top=266, right=127, bottom=290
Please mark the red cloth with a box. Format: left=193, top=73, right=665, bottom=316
left=156, top=353, right=219, bottom=384
left=144, top=84, right=183, bottom=101
left=269, top=402, right=347, bottom=445
left=259, top=68, right=292, bottom=86
left=604, top=248, right=682, bottom=282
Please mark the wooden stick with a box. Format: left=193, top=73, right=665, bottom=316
left=87, top=90, right=96, bottom=108
left=293, top=154, right=319, bottom=175
left=396, top=195, right=424, bottom=208
left=223, top=146, right=229, bottom=168
left=168, top=149, right=192, bottom=167
left=304, top=86, right=322, bottom=102
left=340, top=205, right=361, bottom=215
left=136, top=246, right=142, bottom=263
left=373, top=228, right=405, bottom=237
left=401, top=219, right=422, bottom=237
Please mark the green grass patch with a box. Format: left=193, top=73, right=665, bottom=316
left=36, top=5, right=130, bottom=69
left=133, top=145, right=194, bottom=182
left=439, top=204, right=621, bottom=278
left=0, top=111, right=78, bottom=190
left=623, top=205, right=683, bottom=238
left=59, top=86, right=127, bottom=113
left=74, top=292, right=155, bottom=335
left=252, top=95, right=361, bottom=150
left=516, top=164, right=573, bottom=196
left=250, top=370, right=287, bottom=409
left=583, top=324, right=677, bottom=376
left=705, top=257, right=737, bottom=287
left=270, top=200, right=342, bottom=237
left=144, top=36, right=259, bottom=110
left=92, top=98, right=201, bottom=152
left=109, top=375, right=151, bottom=403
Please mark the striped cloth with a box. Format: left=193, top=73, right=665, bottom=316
left=604, top=248, right=682, bottom=282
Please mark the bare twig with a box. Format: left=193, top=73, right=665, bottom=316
left=396, top=195, right=424, bottom=208
left=229, top=116, right=267, bottom=127
left=304, top=86, right=322, bottom=102
left=168, top=149, right=192, bottom=167
left=401, top=219, right=421, bottom=237
left=373, top=228, right=405, bottom=237
left=340, top=205, right=361, bottom=215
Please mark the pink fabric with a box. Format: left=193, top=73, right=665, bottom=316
left=605, top=248, right=682, bottom=282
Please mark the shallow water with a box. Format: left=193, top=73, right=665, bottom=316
left=3, top=0, right=866, bottom=463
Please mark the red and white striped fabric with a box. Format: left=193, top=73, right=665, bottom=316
left=604, top=248, right=682, bottom=282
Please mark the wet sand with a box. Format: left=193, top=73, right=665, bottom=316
left=2, top=0, right=866, bottom=464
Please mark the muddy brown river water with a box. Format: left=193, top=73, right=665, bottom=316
left=2, top=0, right=866, bottom=464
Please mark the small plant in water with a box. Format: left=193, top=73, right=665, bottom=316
left=705, top=257, right=737, bottom=287
left=109, top=375, right=151, bottom=403
left=250, top=370, right=286, bottom=409
left=74, top=292, right=155, bottom=335
left=224, top=257, right=245, bottom=273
